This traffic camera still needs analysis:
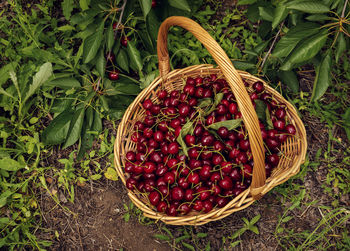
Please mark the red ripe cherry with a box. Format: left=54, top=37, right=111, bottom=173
left=267, top=129, right=278, bottom=139
left=203, top=88, right=213, bottom=98
left=236, top=152, right=248, bottom=164
left=151, top=104, right=161, bottom=115
left=193, top=124, right=204, bottom=137
left=157, top=201, right=167, bottom=213
left=185, top=134, right=195, bottom=146
left=153, top=131, right=164, bottom=142
left=275, top=108, right=286, bottom=119
left=167, top=204, right=178, bottom=216
left=197, top=187, right=211, bottom=201
left=171, top=187, right=184, bottom=201
left=210, top=172, right=221, bottom=182
left=228, top=131, right=238, bottom=141
left=179, top=93, right=187, bottom=101
left=169, top=97, right=179, bottom=107
left=214, top=140, right=225, bottom=151
left=174, top=126, right=182, bottom=137
left=220, top=162, right=232, bottom=174
left=148, top=191, right=160, bottom=206
left=212, top=154, right=223, bottom=166
left=273, top=120, right=285, bottom=131
left=121, top=36, right=129, bottom=47
left=261, top=129, right=268, bottom=140
left=183, top=84, right=195, bottom=96
left=203, top=200, right=213, bottom=213
left=206, top=115, right=215, bottom=125
left=170, top=90, right=179, bottom=98
left=279, top=133, right=288, bottom=143
left=218, top=127, right=229, bottom=138
left=158, top=185, right=169, bottom=197
left=285, top=124, right=296, bottom=135
left=143, top=127, right=153, bottom=138
left=126, top=178, right=137, bottom=190
left=189, top=159, right=202, bottom=169
left=125, top=151, right=136, bottom=162
left=157, top=90, right=167, bottom=99
left=170, top=118, right=181, bottom=128
left=143, top=161, right=156, bottom=174
left=179, top=204, right=191, bottom=215
left=200, top=150, right=213, bottom=160
left=199, top=165, right=211, bottom=180
left=193, top=200, right=204, bottom=211
left=186, top=77, right=195, bottom=85
left=239, top=139, right=250, bottom=151
left=266, top=138, right=280, bottom=150
left=216, top=104, right=228, bottom=115
left=195, top=77, right=203, bottom=85
left=108, top=70, right=119, bottom=81
left=211, top=184, right=221, bottom=195
left=125, top=162, right=134, bottom=173
left=216, top=197, right=229, bottom=208
left=228, top=103, right=238, bottom=114
left=164, top=172, right=175, bottom=184
left=267, top=153, right=280, bottom=166
left=242, top=164, right=253, bottom=178
left=230, top=168, right=242, bottom=181
left=185, top=189, right=194, bottom=201
left=219, top=177, right=233, bottom=190
left=156, top=177, right=166, bottom=187
left=188, top=98, right=198, bottom=106
left=188, top=172, right=200, bottom=184
left=188, top=147, right=199, bottom=159
left=151, top=0, right=157, bottom=8
left=150, top=152, right=162, bottom=163
left=260, top=93, right=271, bottom=101
left=167, top=158, right=179, bottom=169
left=168, top=142, right=179, bottom=154
left=194, top=87, right=204, bottom=98
left=250, top=92, right=259, bottom=101
left=144, top=115, right=155, bottom=126
left=229, top=148, right=240, bottom=160
left=234, top=112, right=242, bottom=119
left=156, top=166, right=168, bottom=177
left=178, top=177, right=190, bottom=189
left=144, top=179, right=155, bottom=192
left=136, top=181, right=145, bottom=192
left=253, top=81, right=264, bottom=93
left=142, top=99, right=153, bottom=110
left=201, top=134, right=215, bottom=146
left=178, top=103, right=190, bottom=117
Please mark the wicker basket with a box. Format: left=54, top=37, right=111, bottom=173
left=114, top=16, right=307, bottom=225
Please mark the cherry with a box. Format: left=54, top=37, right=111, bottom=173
left=189, top=159, right=202, bottom=169
left=169, top=97, right=179, bottom=107
left=174, top=126, right=182, bottom=137
left=203, top=200, right=213, bottom=213
left=185, top=134, right=196, bottom=146
left=108, top=70, right=119, bottom=81
left=266, top=138, right=280, bottom=150
left=239, top=139, right=250, bottom=151
left=193, top=200, right=204, bottom=211
left=242, top=164, right=253, bottom=178
left=178, top=177, right=190, bottom=189
left=275, top=108, right=286, bottom=120
left=144, top=179, right=155, bottom=192
left=216, top=104, right=228, bottom=115
left=236, top=152, right=248, bottom=164
left=199, top=165, right=211, bottom=180
left=185, top=189, right=194, bottom=201
left=167, top=158, right=179, bottom=169
left=196, top=187, right=211, bottom=201
left=188, top=147, right=199, bottom=159
left=210, top=172, right=221, bottom=182
left=126, top=178, right=137, bottom=190
left=203, top=88, right=213, bottom=98
left=253, top=81, right=264, bottom=93
left=121, top=36, right=129, bottom=47
left=201, top=150, right=213, bottom=160
left=212, top=154, right=224, bottom=166
left=178, top=103, right=190, bottom=117
left=150, top=152, right=162, bottom=163
left=267, top=154, right=280, bottom=166
left=157, top=201, right=167, bottom=213
left=142, top=99, right=153, bottom=110
left=164, top=172, right=175, bottom=184
left=273, top=120, right=285, bottom=131
left=228, top=103, right=238, bottom=114
left=216, top=197, right=229, bottom=208
left=151, top=0, right=157, bottom=8
left=195, top=77, right=203, bottom=85
left=188, top=172, right=200, bottom=184
left=183, top=84, right=195, bottom=96
left=171, top=187, right=184, bottom=201
left=285, top=124, right=296, bottom=135
left=126, top=151, right=136, bottom=162
left=149, top=191, right=160, bottom=206
left=193, top=124, right=204, bottom=137
left=167, top=204, right=178, bottom=216
left=188, top=98, right=198, bottom=106
left=220, top=162, right=232, bottom=174
left=267, top=129, right=278, bottom=139
left=219, top=177, right=233, bottom=190
left=218, top=127, right=229, bottom=138
left=153, top=131, right=164, bottom=142
left=179, top=204, right=191, bottom=215
left=201, top=134, right=215, bottom=146
left=229, top=168, right=242, bottom=181
left=144, top=161, right=156, bottom=174
left=194, top=87, right=204, bottom=98
left=168, top=142, right=179, bottom=154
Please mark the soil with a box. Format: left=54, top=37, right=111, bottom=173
left=37, top=1, right=350, bottom=251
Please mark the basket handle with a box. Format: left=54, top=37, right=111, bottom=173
left=157, top=16, right=266, bottom=199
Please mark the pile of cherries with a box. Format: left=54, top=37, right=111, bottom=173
left=123, top=74, right=296, bottom=216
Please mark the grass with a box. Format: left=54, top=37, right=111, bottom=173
left=1, top=0, right=350, bottom=250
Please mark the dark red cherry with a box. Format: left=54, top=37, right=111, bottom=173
left=149, top=191, right=160, bottom=206
left=126, top=178, right=137, bottom=190
left=285, top=124, right=296, bottom=135
left=253, top=81, right=264, bottom=93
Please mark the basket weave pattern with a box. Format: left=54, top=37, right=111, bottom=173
left=114, top=17, right=307, bottom=225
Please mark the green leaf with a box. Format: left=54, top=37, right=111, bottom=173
left=23, top=62, right=53, bottom=103
left=277, top=70, right=299, bottom=93
left=342, top=108, right=350, bottom=141
left=104, top=167, right=118, bottom=181
left=62, top=0, right=74, bottom=20
left=208, top=119, right=242, bottom=130
left=168, top=0, right=191, bottom=12
left=281, top=215, right=293, bottom=222
left=311, top=52, right=331, bottom=102
left=250, top=226, right=259, bottom=234
left=96, top=49, right=106, bottom=77
left=79, top=0, right=90, bottom=10
left=232, top=61, right=256, bottom=71
left=182, top=242, right=195, bottom=251
left=42, top=109, right=74, bottom=145
left=0, top=191, right=13, bottom=208
left=335, top=33, right=346, bottom=64
left=197, top=233, right=208, bottom=238
left=287, top=1, right=330, bottom=14
left=272, top=4, right=288, bottom=29
left=306, top=14, right=330, bottom=21
left=258, top=6, right=274, bottom=22
left=83, top=22, right=104, bottom=64
left=146, top=10, right=160, bottom=46
left=238, top=0, right=257, bottom=5
left=92, top=110, right=102, bottom=132
left=250, top=214, right=261, bottom=225
left=198, top=98, right=212, bottom=109
left=138, top=0, right=151, bottom=17
left=0, top=62, right=17, bottom=86
left=116, top=49, right=129, bottom=73
left=176, top=120, right=193, bottom=156
left=254, top=100, right=267, bottom=122
left=280, top=31, right=328, bottom=71
left=106, top=23, right=114, bottom=52
left=126, top=41, right=143, bottom=72
left=154, top=234, right=170, bottom=241
left=45, top=77, right=81, bottom=89
left=204, top=92, right=224, bottom=116
left=0, top=158, right=23, bottom=171
left=63, top=107, right=85, bottom=149
left=140, top=70, right=158, bottom=89
left=272, top=22, right=321, bottom=58
left=77, top=110, right=94, bottom=160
